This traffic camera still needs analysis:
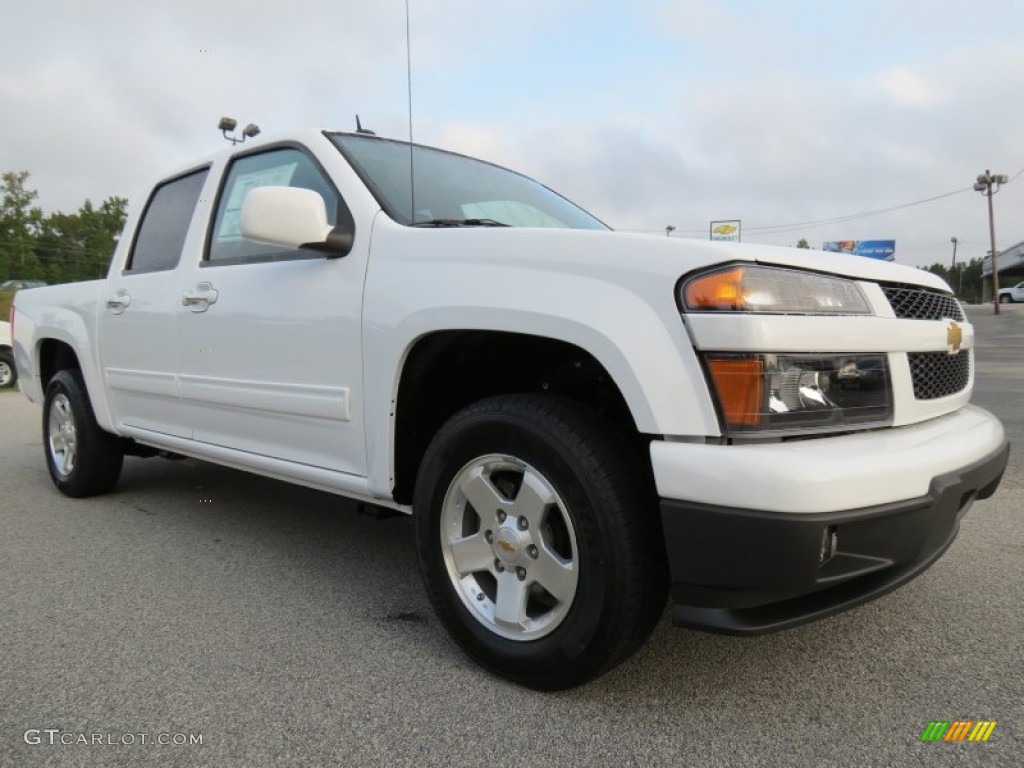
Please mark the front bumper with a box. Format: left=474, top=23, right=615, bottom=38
left=655, top=410, right=1008, bottom=634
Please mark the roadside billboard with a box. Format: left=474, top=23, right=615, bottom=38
left=823, top=240, right=895, bottom=261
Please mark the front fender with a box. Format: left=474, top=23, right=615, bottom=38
left=361, top=221, right=719, bottom=498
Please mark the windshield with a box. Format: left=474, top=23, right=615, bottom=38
left=328, top=133, right=608, bottom=230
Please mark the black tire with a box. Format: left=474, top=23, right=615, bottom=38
left=999, top=294, right=1011, bottom=304
left=0, top=348, right=15, bottom=388
left=414, top=394, right=667, bottom=690
left=43, top=369, right=124, bottom=497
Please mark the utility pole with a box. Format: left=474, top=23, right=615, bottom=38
left=973, top=170, right=1009, bottom=314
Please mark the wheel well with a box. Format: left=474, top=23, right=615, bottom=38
left=39, top=339, right=81, bottom=388
left=392, top=330, right=644, bottom=504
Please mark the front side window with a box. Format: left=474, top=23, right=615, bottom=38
left=208, top=147, right=341, bottom=264
left=126, top=169, right=208, bottom=273
left=328, top=133, right=608, bottom=230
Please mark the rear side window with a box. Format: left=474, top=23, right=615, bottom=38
left=126, top=169, right=208, bottom=273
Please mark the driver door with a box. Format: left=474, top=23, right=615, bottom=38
left=175, top=145, right=368, bottom=475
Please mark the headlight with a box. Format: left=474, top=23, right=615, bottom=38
left=682, top=265, right=871, bottom=314
left=704, top=353, right=892, bottom=435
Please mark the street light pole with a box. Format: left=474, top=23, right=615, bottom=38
left=986, top=188, right=998, bottom=313
left=973, top=170, right=1009, bottom=315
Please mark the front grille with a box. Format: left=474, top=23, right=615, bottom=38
left=882, top=285, right=964, bottom=321
left=907, top=351, right=970, bottom=399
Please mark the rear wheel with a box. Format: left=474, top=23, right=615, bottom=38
left=414, top=394, right=667, bottom=690
left=0, top=349, right=15, bottom=388
left=43, top=369, right=124, bottom=497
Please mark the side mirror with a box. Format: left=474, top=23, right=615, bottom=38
left=240, top=186, right=353, bottom=257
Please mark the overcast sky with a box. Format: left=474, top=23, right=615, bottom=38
left=2, top=0, right=1022, bottom=267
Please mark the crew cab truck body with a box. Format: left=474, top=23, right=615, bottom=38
left=11, top=129, right=1009, bottom=689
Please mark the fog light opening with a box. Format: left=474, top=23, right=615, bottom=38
left=819, top=526, right=838, bottom=564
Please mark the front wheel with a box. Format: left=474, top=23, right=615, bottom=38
left=414, top=394, right=667, bottom=690
left=999, top=294, right=1011, bottom=304
left=43, top=369, right=124, bottom=497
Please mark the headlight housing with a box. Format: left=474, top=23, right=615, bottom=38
left=682, top=265, right=871, bottom=314
left=704, top=353, right=892, bottom=435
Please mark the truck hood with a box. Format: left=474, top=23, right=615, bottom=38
left=380, top=222, right=951, bottom=294
left=608, top=230, right=950, bottom=291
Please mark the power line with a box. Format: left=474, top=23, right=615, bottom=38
left=741, top=186, right=973, bottom=235
left=629, top=173, right=1024, bottom=237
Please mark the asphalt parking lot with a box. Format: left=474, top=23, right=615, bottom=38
left=1, top=304, right=1021, bottom=768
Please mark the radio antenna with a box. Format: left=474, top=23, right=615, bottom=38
left=405, top=0, right=416, bottom=222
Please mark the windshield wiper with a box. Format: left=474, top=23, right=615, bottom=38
left=410, top=218, right=510, bottom=228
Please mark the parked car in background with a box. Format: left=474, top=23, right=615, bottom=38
left=0, top=321, right=16, bottom=388
left=997, top=281, right=1024, bottom=303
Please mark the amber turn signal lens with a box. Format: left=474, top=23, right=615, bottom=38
left=706, top=358, right=764, bottom=427
left=684, top=267, right=747, bottom=310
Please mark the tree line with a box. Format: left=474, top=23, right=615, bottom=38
left=0, top=171, right=127, bottom=285
left=916, top=259, right=989, bottom=303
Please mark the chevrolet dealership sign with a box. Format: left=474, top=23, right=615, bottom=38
left=710, top=220, right=741, bottom=242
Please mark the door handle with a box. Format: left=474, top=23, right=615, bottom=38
left=182, top=282, right=219, bottom=312
left=105, top=291, right=131, bottom=314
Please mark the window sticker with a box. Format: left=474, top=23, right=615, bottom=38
left=217, top=162, right=298, bottom=240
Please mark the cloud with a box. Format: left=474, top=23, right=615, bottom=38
left=0, top=0, right=573, bottom=209
left=1, top=0, right=1022, bottom=268
left=498, top=33, right=1024, bottom=261
left=0, top=0, right=456, bottom=210
left=876, top=68, right=942, bottom=109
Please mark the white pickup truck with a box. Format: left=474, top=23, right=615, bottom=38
left=998, top=280, right=1024, bottom=303
left=10, top=129, right=1009, bottom=689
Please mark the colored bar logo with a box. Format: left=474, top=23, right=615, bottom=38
left=921, top=720, right=997, bottom=742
